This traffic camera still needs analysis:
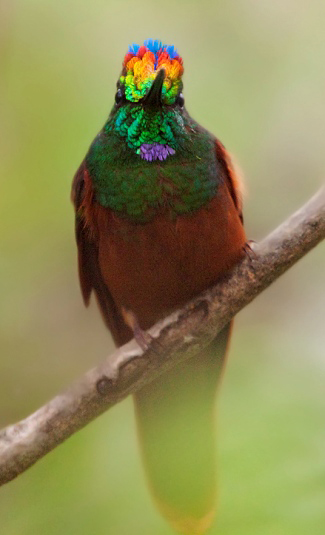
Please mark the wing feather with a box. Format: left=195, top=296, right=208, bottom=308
left=215, top=139, right=244, bottom=223
left=72, top=164, right=128, bottom=344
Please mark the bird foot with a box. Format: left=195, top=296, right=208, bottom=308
left=243, top=240, right=257, bottom=261
left=121, top=307, right=153, bottom=351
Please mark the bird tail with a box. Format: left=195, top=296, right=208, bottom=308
left=133, top=323, right=232, bottom=535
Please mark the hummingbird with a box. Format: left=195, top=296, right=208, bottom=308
left=72, top=39, right=246, bottom=535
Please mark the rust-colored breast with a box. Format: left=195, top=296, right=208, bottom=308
left=88, top=179, right=246, bottom=331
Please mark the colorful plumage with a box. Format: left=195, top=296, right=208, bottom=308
left=72, top=39, right=246, bottom=534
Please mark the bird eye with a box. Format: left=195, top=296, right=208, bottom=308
left=115, top=88, right=124, bottom=104
left=176, top=93, right=184, bottom=107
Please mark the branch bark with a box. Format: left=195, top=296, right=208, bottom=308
left=0, top=187, right=324, bottom=486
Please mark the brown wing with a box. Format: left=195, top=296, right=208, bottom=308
left=72, top=163, right=129, bottom=345
left=215, top=139, right=244, bottom=223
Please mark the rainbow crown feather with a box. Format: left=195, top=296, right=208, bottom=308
left=119, top=39, right=184, bottom=105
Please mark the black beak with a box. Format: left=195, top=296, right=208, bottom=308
left=143, top=69, right=165, bottom=109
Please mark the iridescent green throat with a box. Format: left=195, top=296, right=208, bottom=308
left=106, top=103, right=182, bottom=155
left=86, top=109, right=220, bottom=223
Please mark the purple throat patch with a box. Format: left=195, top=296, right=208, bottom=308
left=139, top=143, right=176, bottom=162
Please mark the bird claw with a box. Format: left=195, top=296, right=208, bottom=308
left=121, top=307, right=153, bottom=351
left=133, top=325, right=154, bottom=352
left=243, top=240, right=257, bottom=261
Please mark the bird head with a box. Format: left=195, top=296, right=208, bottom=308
left=107, top=39, right=186, bottom=162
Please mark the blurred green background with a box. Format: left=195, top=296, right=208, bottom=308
left=1, top=0, right=324, bottom=533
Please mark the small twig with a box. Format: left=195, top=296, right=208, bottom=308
left=0, top=187, right=324, bottom=486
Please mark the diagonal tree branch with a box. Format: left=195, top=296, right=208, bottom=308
left=0, top=187, right=324, bottom=486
